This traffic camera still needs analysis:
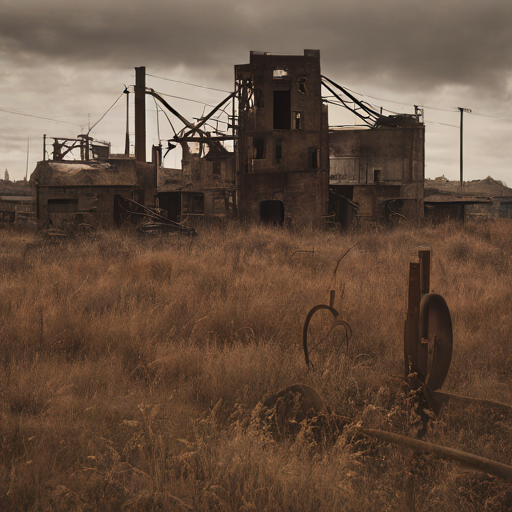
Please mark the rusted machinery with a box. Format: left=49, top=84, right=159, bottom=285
left=404, top=248, right=512, bottom=415
left=295, top=248, right=512, bottom=483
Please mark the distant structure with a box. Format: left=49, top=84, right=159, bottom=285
left=4, top=170, right=9, bottom=182
left=424, top=176, right=512, bottom=222
left=31, top=135, right=157, bottom=229
left=29, top=51, right=429, bottom=229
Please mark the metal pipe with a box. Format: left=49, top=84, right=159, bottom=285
left=360, top=428, right=512, bottom=482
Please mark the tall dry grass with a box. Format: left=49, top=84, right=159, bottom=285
left=0, top=220, right=511, bottom=511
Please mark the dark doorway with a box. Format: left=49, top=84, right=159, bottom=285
left=260, top=200, right=284, bottom=226
left=273, top=90, right=291, bottom=130
left=328, top=186, right=356, bottom=229
left=158, top=192, right=182, bottom=222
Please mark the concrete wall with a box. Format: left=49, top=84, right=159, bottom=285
left=157, top=142, right=236, bottom=220
left=241, top=170, right=329, bottom=225
left=36, top=185, right=138, bottom=229
left=329, top=123, right=425, bottom=224
left=329, top=125, right=424, bottom=184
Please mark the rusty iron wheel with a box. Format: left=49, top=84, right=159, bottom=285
left=418, top=293, right=453, bottom=391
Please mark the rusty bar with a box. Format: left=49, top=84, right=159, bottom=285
left=404, top=262, right=421, bottom=376
left=135, top=66, right=146, bottom=162
left=433, top=390, right=512, bottom=415
left=360, top=428, right=512, bottom=482
left=418, top=249, right=431, bottom=295
left=182, top=92, right=235, bottom=138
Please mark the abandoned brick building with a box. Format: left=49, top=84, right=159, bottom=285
left=235, top=50, right=330, bottom=225
left=158, top=50, right=423, bottom=227
left=329, top=115, right=425, bottom=227
left=31, top=51, right=425, bottom=229
left=31, top=136, right=157, bottom=229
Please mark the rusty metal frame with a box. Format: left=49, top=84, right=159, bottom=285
left=302, top=290, right=352, bottom=368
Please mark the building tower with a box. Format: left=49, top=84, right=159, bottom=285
left=235, top=50, right=329, bottom=225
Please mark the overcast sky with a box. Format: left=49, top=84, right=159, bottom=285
left=1, top=0, right=511, bottom=183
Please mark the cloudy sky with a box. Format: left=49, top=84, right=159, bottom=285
left=1, top=0, right=511, bottom=183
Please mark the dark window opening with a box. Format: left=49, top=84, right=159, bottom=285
left=309, top=148, right=319, bottom=169
left=260, top=200, right=284, bottom=226
left=275, top=139, right=283, bottom=163
left=273, top=90, right=291, bottom=130
left=293, top=111, right=303, bottom=130
left=298, top=78, right=307, bottom=94
left=158, top=192, right=181, bottom=222
left=182, top=193, right=204, bottom=214
left=374, top=169, right=381, bottom=183
left=213, top=161, right=221, bottom=178
left=253, top=138, right=265, bottom=159
left=255, top=89, right=264, bottom=108
left=328, top=187, right=356, bottom=229
left=47, top=198, right=78, bottom=213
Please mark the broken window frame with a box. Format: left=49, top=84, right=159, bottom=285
left=298, top=77, right=308, bottom=95
left=252, top=137, right=265, bottom=159
left=273, top=68, right=289, bottom=79
left=293, top=111, right=303, bottom=130
left=213, top=161, right=221, bottom=180
left=309, top=147, right=320, bottom=169
left=47, top=198, right=79, bottom=213
left=273, top=89, right=291, bottom=130
left=275, top=139, right=283, bottom=164
left=182, top=192, right=205, bottom=215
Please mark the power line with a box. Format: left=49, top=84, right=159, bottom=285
left=146, top=74, right=232, bottom=93
left=340, top=86, right=462, bottom=114
left=154, top=91, right=219, bottom=108
left=425, top=121, right=459, bottom=128
left=0, top=106, right=84, bottom=127
left=88, top=92, right=125, bottom=135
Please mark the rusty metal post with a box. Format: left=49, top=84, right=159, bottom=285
left=404, top=262, right=421, bottom=376
left=418, top=249, right=431, bottom=295
left=135, top=66, right=146, bottom=163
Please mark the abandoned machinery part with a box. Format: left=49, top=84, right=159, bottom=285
left=302, top=290, right=353, bottom=368
left=118, top=196, right=196, bottom=235
left=403, top=248, right=511, bottom=414
left=257, top=385, right=512, bottom=483
left=286, top=247, right=512, bottom=483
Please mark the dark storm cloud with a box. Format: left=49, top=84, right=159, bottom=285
left=1, top=0, right=512, bottom=94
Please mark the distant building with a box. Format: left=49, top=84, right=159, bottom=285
left=30, top=52, right=428, bottom=230
left=31, top=137, right=157, bottom=229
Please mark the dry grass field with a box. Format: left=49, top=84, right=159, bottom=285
left=0, top=220, right=511, bottom=511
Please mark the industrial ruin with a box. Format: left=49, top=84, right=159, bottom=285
left=30, top=49, right=512, bottom=231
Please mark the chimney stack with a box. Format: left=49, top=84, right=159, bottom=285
left=135, top=66, right=146, bottom=162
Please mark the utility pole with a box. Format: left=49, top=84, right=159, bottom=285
left=458, top=107, right=472, bottom=194
left=124, top=86, right=130, bottom=156
left=25, top=138, right=30, bottom=180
